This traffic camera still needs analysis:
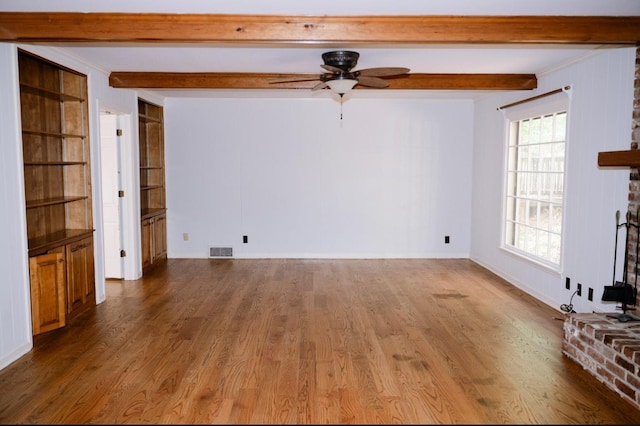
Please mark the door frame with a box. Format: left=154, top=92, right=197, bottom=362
left=98, top=108, right=138, bottom=280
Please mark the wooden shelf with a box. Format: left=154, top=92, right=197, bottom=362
left=141, top=207, right=167, bottom=220
left=598, top=150, right=640, bottom=167
left=28, top=228, right=94, bottom=257
left=23, top=129, right=85, bottom=139
left=24, top=161, right=86, bottom=166
left=139, top=113, right=162, bottom=123
left=140, top=185, right=163, bottom=191
left=26, top=195, right=88, bottom=209
left=19, top=82, right=84, bottom=102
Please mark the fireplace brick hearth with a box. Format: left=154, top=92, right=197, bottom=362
left=563, top=313, right=640, bottom=410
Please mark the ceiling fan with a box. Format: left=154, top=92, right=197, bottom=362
left=272, top=50, right=410, bottom=96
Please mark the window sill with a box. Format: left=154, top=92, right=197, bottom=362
left=500, top=246, right=562, bottom=276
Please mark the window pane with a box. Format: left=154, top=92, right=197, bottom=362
left=514, top=197, right=526, bottom=223
left=506, top=172, right=517, bottom=196
left=525, top=224, right=537, bottom=253
left=529, top=117, right=541, bottom=143
left=519, top=120, right=529, bottom=145
left=535, top=229, right=549, bottom=258
left=541, top=114, right=554, bottom=142
left=550, top=205, right=562, bottom=233
left=549, top=233, right=561, bottom=264
left=554, top=112, right=567, bottom=140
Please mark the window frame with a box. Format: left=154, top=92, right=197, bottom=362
left=500, top=90, right=571, bottom=272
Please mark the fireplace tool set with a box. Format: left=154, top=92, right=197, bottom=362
left=602, top=209, right=640, bottom=322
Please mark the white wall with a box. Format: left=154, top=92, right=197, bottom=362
left=3, top=0, right=640, bottom=15
left=471, top=47, right=636, bottom=313
left=165, top=97, right=474, bottom=258
left=0, top=43, right=32, bottom=370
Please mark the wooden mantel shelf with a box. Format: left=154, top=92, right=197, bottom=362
left=598, top=150, right=640, bottom=167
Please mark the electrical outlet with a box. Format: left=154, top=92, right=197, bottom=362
left=577, top=283, right=582, bottom=296
left=444, top=236, right=450, bottom=244
left=183, top=233, right=189, bottom=241
left=565, top=277, right=570, bottom=290
left=588, top=287, right=594, bottom=301
left=243, top=235, right=248, bottom=244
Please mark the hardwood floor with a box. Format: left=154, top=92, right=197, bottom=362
left=1, top=258, right=639, bottom=424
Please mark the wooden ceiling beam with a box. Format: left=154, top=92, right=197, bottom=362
left=109, top=72, right=537, bottom=90
left=1, top=13, right=639, bottom=44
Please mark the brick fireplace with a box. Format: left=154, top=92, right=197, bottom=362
left=562, top=47, right=640, bottom=411
left=628, top=46, right=640, bottom=307
left=563, top=314, right=640, bottom=409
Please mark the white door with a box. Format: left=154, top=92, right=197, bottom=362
left=100, top=112, right=124, bottom=279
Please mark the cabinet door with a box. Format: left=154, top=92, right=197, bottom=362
left=141, top=218, right=153, bottom=270
left=153, top=213, right=167, bottom=260
left=65, top=236, right=95, bottom=318
left=29, top=253, right=66, bottom=335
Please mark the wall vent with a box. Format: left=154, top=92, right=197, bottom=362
left=209, top=247, right=233, bottom=258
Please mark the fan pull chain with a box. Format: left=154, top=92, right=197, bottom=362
left=339, top=94, right=344, bottom=120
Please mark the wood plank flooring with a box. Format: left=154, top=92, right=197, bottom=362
left=1, top=258, right=639, bottom=424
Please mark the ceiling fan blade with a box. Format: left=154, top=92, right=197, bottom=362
left=268, top=76, right=321, bottom=84
left=312, top=81, right=328, bottom=91
left=357, top=67, right=410, bottom=77
left=321, top=64, right=344, bottom=73
left=357, top=76, right=390, bottom=88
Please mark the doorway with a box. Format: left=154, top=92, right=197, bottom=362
left=99, top=111, right=124, bottom=279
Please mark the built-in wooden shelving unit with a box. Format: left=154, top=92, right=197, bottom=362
left=18, top=50, right=96, bottom=335
left=138, top=98, right=167, bottom=273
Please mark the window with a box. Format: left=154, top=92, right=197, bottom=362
left=503, top=93, right=569, bottom=269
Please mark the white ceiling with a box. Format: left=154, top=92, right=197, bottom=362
left=5, top=0, right=640, bottom=99
left=4, top=0, right=640, bottom=15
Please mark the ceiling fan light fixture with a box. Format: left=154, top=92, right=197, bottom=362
left=322, top=50, right=360, bottom=72
left=326, top=78, right=358, bottom=96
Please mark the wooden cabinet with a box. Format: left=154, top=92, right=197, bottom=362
left=141, top=213, right=167, bottom=271
left=154, top=213, right=167, bottom=260
left=31, top=236, right=96, bottom=326
left=65, top=236, right=96, bottom=319
left=18, top=50, right=95, bottom=335
left=139, top=99, right=167, bottom=273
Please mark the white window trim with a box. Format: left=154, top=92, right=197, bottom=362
left=499, top=87, right=572, bottom=273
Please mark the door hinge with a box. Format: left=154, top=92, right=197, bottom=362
left=120, top=250, right=126, bottom=257
left=118, top=190, right=124, bottom=197
left=116, top=128, right=123, bottom=136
